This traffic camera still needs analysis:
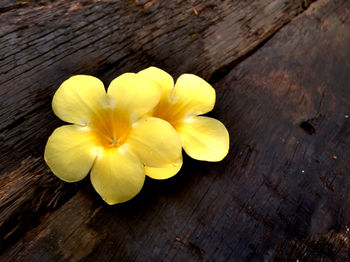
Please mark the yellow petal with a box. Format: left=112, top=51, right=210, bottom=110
left=145, top=155, right=183, bottom=180
left=177, top=116, right=229, bottom=162
left=171, top=74, right=216, bottom=116
left=107, top=73, right=161, bottom=118
left=52, top=75, right=106, bottom=125
left=127, top=117, right=182, bottom=167
left=44, top=125, right=98, bottom=182
left=137, top=67, right=174, bottom=97
left=90, top=147, right=145, bottom=205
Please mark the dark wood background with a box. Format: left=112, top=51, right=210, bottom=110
left=1, top=0, right=350, bottom=261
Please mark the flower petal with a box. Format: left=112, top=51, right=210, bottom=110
left=52, top=75, right=106, bottom=125
left=137, top=66, right=174, bottom=97
left=90, top=147, right=145, bottom=205
left=107, top=73, right=161, bottom=118
left=145, top=155, right=183, bottom=180
left=44, top=125, right=98, bottom=182
left=128, top=117, right=182, bottom=167
left=177, top=116, right=229, bottom=161
left=171, top=74, right=216, bottom=116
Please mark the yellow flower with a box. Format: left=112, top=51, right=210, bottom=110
left=137, top=67, right=229, bottom=179
left=44, top=73, right=182, bottom=204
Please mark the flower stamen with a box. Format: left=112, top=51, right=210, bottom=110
left=111, top=138, right=120, bottom=147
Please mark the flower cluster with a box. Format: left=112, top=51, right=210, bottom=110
left=44, top=67, right=229, bottom=204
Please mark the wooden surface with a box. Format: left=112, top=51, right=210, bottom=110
left=1, top=0, right=350, bottom=261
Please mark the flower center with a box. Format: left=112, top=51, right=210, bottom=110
left=89, top=108, right=131, bottom=148
left=152, top=99, right=190, bottom=129
left=111, top=138, right=120, bottom=147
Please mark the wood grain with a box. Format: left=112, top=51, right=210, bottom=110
left=2, top=0, right=350, bottom=261
left=0, top=0, right=316, bottom=255
left=0, top=0, right=313, bottom=173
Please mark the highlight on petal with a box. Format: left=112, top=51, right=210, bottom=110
left=137, top=66, right=174, bottom=97
left=52, top=75, right=106, bottom=125
left=91, top=147, right=145, bottom=205
left=171, top=74, right=216, bottom=115
left=107, top=73, right=161, bottom=118
left=177, top=116, right=229, bottom=162
left=127, top=117, right=182, bottom=167
left=44, top=125, right=98, bottom=182
left=145, top=155, right=183, bottom=180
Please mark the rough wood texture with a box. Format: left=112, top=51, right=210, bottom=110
left=0, top=0, right=313, bottom=173
left=0, top=0, right=315, bottom=255
left=2, top=0, right=350, bottom=261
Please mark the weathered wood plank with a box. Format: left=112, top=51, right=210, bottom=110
left=2, top=0, right=350, bottom=260
left=0, top=157, right=80, bottom=253
left=0, top=0, right=314, bottom=254
left=0, top=0, right=313, bottom=173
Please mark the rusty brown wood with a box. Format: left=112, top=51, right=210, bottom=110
left=3, top=0, right=350, bottom=261
left=0, top=0, right=315, bottom=256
